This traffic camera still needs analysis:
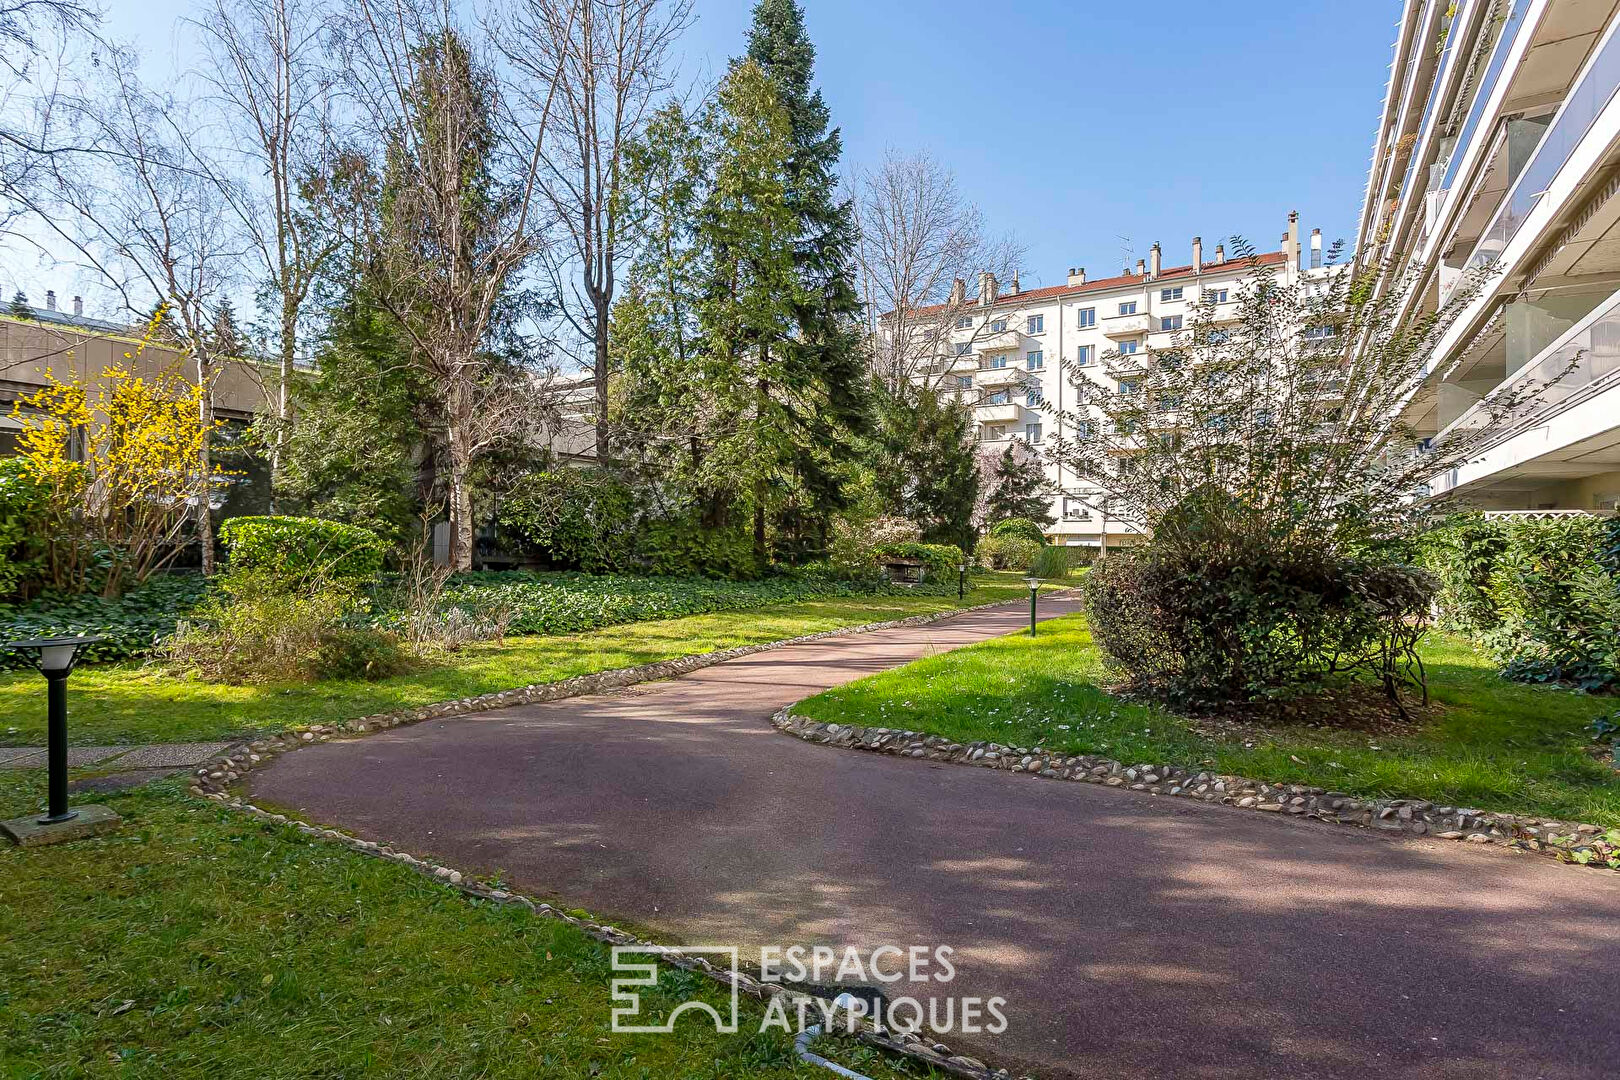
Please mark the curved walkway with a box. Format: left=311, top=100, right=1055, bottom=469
left=248, top=598, right=1620, bottom=1080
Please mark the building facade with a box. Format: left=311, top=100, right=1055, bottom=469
left=1361, top=0, right=1620, bottom=513
left=910, top=214, right=1315, bottom=546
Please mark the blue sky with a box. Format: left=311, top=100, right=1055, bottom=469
left=94, top=0, right=1396, bottom=296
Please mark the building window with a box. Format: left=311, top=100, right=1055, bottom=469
left=954, top=342, right=972, bottom=355
left=1025, top=422, right=1043, bottom=443
left=1026, top=314, right=1044, bottom=333
left=981, top=426, right=1003, bottom=441
left=1075, top=420, right=1094, bottom=437
left=1076, top=344, right=1094, bottom=366
left=1063, top=498, right=1091, bottom=521
left=1118, top=379, right=1137, bottom=394
left=1118, top=340, right=1139, bottom=355
left=988, top=354, right=1007, bottom=369
left=1160, top=314, right=1183, bottom=331
left=1077, top=307, right=1095, bottom=328
left=956, top=375, right=973, bottom=389
left=956, top=316, right=973, bottom=328
left=1304, top=324, right=1338, bottom=340
left=987, top=389, right=1010, bottom=405
left=1025, top=388, right=1043, bottom=407
left=1160, top=286, right=1183, bottom=302
left=990, top=318, right=1007, bottom=332
left=1118, top=301, right=1137, bottom=316
left=1206, top=288, right=1228, bottom=303
left=1026, top=350, right=1044, bottom=370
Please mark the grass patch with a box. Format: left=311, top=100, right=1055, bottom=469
left=795, top=613, right=1620, bottom=825
left=0, top=574, right=1042, bottom=747
left=0, top=772, right=933, bottom=1079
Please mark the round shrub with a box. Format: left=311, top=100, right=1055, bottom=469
left=1083, top=489, right=1436, bottom=705
left=976, top=534, right=1041, bottom=571
left=220, top=516, right=386, bottom=586
left=988, top=517, right=1047, bottom=545
left=497, top=469, right=637, bottom=573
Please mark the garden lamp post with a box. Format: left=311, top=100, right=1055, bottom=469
left=6, top=636, right=102, bottom=824
left=1, top=635, right=122, bottom=848
left=957, top=562, right=968, bottom=603
left=1025, top=577, right=1040, bottom=637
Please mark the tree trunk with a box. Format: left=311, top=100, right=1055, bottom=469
left=445, top=412, right=476, bottom=572
left=197, top=357, right=216, bottom=576
left=270, top=296, right=297, bottom=512
left=594, top=317, right=611, bottom=466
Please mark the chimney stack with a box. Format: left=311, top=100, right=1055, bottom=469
left=1192, top=236, right=1203, bottom=274
left=45, top=290, right=56, bottom=311
left=72, top=295, right=82, bottom=317
left=1215, top=243, right=1225, bottom=263
left=1135, top=258, right=1145, bottom=277
left=950, top=277, right=966, bottom=305
left=1310, top=228, right=1323, bottom=270
left=1285, top=210, right=1301, bottom=273
left=1148, top=242, right=1161, bottom=280
left=1067, top=267, right=1086, bottom=286
left=978, top=271, right=998, bottom=306
left=1010, top=271, right=1020, bottom=296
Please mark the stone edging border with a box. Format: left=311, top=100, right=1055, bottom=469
left=183, top=793, right=1022, bottom=1080
left=771, top=709, right=1620, bottom=872
left=188, top=593, right=1064, bottom=797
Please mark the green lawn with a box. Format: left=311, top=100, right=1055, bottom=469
left=0, top=772, right=933, bottom=1079
left=0, top=575, right=1043, bottom=747
left=794, top=613, right=1620, bottom=826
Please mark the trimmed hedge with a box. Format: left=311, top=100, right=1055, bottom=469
left=220, top=516, right=386, bottom=585
left=987, top=517, right=1047, bottom=545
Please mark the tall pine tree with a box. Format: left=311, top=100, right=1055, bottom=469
left=738, top=0, right=866, bottom=558
left=983, top=443, right=1057, bottom=528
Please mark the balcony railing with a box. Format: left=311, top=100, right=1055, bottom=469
left=1101, top=311, right=1152, bottom=339
left=1438, top=284, right=1620, bottom=452
left=1454, top=14, right=1620, bottom=293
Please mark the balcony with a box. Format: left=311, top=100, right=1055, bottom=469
left=975, top=401, right=1022, bottom=424
left=1101, top=311, right=1152, bottom=339
left=974, top=329, right=1022, bottom=352
left=976, top=363, right=1028, bottom=388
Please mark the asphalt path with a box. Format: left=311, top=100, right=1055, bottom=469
left=248, top=597, right=1620, bottom=1079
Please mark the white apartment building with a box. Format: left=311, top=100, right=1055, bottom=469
left=1361, top=0, right=1620, bottom=514
left=914, top=214, right=1317, bottom=547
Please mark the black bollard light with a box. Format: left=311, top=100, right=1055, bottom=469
left=7, top=635, right=102, bottom=824
left=957, top=561, right=967, bottom=603
left=1025, top=576, right=1040, bottom=637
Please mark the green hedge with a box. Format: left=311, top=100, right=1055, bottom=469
left=0, top=458, right=47, bottom=599
left=987, top=518, right=1047, bottom=545
left=220, top=516, right=386, bottom=585
left=976, top=534, right=1041, bottom=571
left=411, top=568, right=953, bottom=637
left=1424, top=513, right=1620, bottom=691
left=872, top=542, right=964, bottom=579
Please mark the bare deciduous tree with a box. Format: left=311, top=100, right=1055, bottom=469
left=1044, top=242, right=1574, bottom=548
left=854, top=149, right=1024, bottom=393
left=500, top=0, right=692, bottom=463
left=195, top=0, right=340, bottom=504
left=339, top=0, right=561, bottom=569
left=27, top=47, right=245, bottom=572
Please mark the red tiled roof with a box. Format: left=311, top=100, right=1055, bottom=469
left=901, top=250, right=1288, bottom=318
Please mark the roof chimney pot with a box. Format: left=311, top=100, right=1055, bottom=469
left=72, top=295, right=82, bottom=317
left=1068, top=267, right=1086, bottom=286
left=1135, top=259, right=1145, bottom=277
left=1148, top=242, right=1161, bottom=280
left=44, top=290, right=56, bottom=311
left=1192, top=236, right=1203, bottom=274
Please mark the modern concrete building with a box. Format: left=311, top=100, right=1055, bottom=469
left=907, top=213, right=1318, bottom=547
left=1361, top=0, right=1620, bottom=513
